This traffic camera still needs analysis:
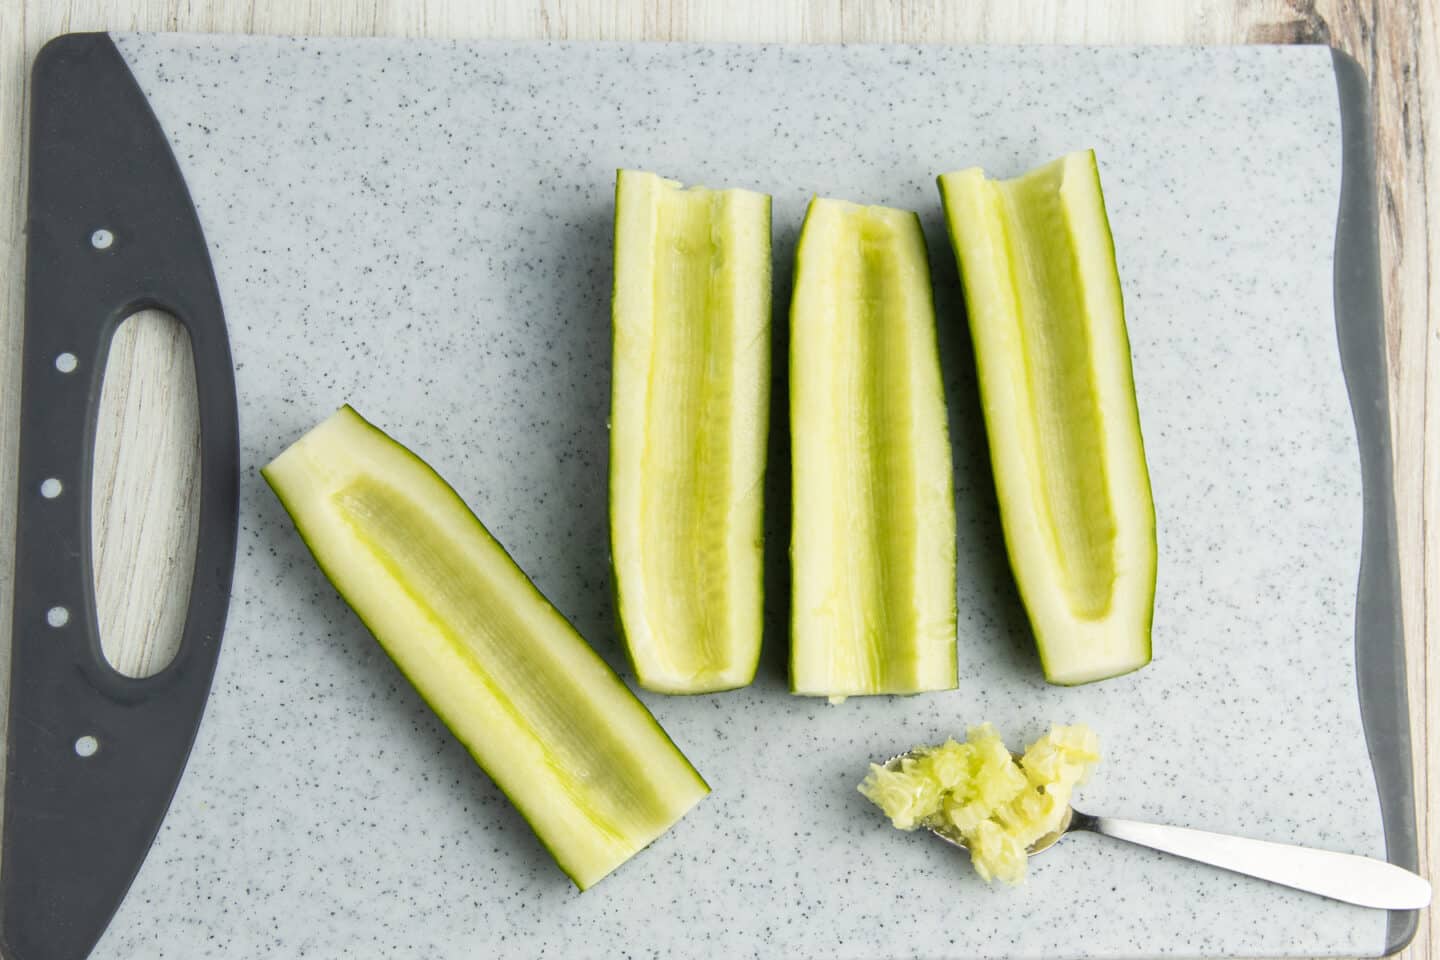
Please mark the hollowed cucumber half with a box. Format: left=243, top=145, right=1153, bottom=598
left=264, top=406, right=709, bottom=890
left=609, top=170, right=772, bottom=693
left=788, top=197, right=959, bottom=698
left=938, top=150, right=1156, bottom=685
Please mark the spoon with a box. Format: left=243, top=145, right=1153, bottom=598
left=883, top=753, right=1431, bottom=910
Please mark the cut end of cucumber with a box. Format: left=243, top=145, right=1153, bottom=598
left=788, top=196, right=959, bottom=699
left=265, top=405, right=708, bottom=890
left=792, top=673, right=959, bottom=700
left=938, top=151, right=1156, bottom=686
left=610, top=170, right=771, bottom=695
left=634, top=663, right=758, bottom=697
left=1043, top=642, right=1152, bottom=687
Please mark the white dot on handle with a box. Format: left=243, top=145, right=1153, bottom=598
left=75, top=735, right=99, bottom=757
left=55, top=353, right=77, bottom=373
left=46, top=606, right=69, bottom=627
left=90, top=229, right=114, bottom=250
left=40, top=478, right=62, bottom=499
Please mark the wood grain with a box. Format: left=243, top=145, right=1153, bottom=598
left=0, top=1, right=1432, bottom=956
left=89, top=310, right=200, bottom=679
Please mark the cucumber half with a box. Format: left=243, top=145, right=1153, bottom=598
left=789, top=197, right=959, bottom=698
left=610, top=170, right=772, bottom=693
left=263, top=406, right=709, bottom=890
left=938, top=150, right=1156, bottom=685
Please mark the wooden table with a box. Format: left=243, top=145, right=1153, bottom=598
left=0, top=2, right=1433, bottom=957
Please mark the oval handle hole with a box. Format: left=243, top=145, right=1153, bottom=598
left=91, top=309, right=200, bottom=678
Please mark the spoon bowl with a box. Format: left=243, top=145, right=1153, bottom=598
left=883, top=751, right=1070, bottom=856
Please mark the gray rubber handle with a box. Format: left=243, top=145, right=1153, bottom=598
left=3, top=33, right=238, bottom=960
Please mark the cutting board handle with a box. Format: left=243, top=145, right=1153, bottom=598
left=1330, top=46, right=1422, bottom=958
left=2, top=33, right=238, bottom=960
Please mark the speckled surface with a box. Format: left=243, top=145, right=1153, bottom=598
left=101, top=37, right=1382, bottom=958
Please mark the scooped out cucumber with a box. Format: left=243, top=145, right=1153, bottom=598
left=937, top=150, right=1156, bottom=685
left=609, top=170, right=771, bottom=693
left=859, top=724, right=1100, bottom=884
left=789, top=197, right=958, bottom=698
left=263, top=406, right=709, bottom=890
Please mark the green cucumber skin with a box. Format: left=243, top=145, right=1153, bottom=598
left=263, top=406, right=708, bottom=889
left=607, top=171, right=771, bottom=694
left=937, top=151, right=1156, bottom=685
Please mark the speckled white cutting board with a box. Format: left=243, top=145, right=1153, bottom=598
left=101, top=36, right=1381, bottom=959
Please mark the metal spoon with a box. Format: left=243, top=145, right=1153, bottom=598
left=883, top=753, right=1431, bottom=910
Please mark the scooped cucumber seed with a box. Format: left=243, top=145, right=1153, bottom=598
left=859, top=724, right=1100, bottom=884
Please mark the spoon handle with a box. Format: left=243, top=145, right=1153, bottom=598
left=1079, top=814, right=1431, bottom=910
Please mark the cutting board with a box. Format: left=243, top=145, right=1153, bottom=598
left=5, top=34, right=1416, bottom=959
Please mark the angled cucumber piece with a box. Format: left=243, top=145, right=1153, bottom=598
left=263, top=407, right=708, bottom=890
left=610, top=170, right=771, bottom=693
left=938, top=150, right=1156, bottom=685
left=789, top=197, right=958, bottom=698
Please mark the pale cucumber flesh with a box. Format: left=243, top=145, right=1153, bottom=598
left=263, top=406, right=708, bottom=890
left=610, top=170, right=771, bottom=693
left=858, top=724, right=1101, bottom=884
left=938, top=150, right=1156, bottom=685
left=789, top=197, right=958, bottom=697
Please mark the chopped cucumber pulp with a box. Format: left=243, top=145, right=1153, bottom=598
left=610, top=170, right=772, bottom=693
left=789, top=197, right=958, bottom=697
left=938, top=151, right=1156, bottom=685
left=859, top=724, right=1100, bottom=884
left=263, top=406, right=709, bottom=890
